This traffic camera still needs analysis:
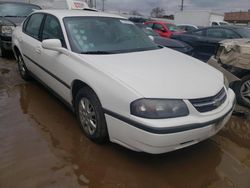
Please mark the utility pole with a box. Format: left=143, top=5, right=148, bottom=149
left=102, top=0, right=105, bottom=11
left=181, top=0, right=184, bottom=11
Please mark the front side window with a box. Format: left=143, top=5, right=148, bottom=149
left=25, top=14, right=44, bottom=40
left=0, top=3, right=41, bottom=17
left=64, top=17, right=159, bottom=54
left=224, top=29, right=240, bottom=39
left=236, top=28, right=250, bottom=38
left=165, top=23, right=181, bottom=32
left=42, top=15, right=65, bottom=47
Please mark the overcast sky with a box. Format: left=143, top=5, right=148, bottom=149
left=2, top=0, right=250, bottom=15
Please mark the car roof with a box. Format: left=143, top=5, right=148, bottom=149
left=34, top=9, right=125, bottom=20
left=147, top=20, right=174, bottom=25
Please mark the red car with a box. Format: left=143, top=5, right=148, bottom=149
left=145, top=21, right=184, bottom=38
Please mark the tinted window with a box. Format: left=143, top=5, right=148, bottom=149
left=211, top=22, right=218, bottom=26
left=224, top=29, right=240, bottom=39
left=25, top=14, right=44, bottom=40
left=42, top=15, right=65, bottom=47
left=236, top=28, right=250, bottom=38
left=154, top=23, right=164, bottom=31
left=207, top=28, right=226, bottom=38
left=193, top=30, right=204, bottom=36
left=0, top=3, right=41, bottom=17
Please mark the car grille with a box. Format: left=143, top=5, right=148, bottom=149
left=190, top=88, right=227, bottom=113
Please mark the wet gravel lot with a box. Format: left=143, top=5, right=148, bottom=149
left=0, top=56, right=250, bottom=188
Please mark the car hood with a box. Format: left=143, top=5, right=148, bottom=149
left=83, top=48, right=223, bottom=99
left=0, top=17, right=24, bottom=26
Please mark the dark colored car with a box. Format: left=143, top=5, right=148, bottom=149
left=172, top=26, right=250, bottom=62
left=0, top=2, right=41, bottom=57
left=136, top=23, right=193, bottom=55
left=145, top=21, right=184, bottom=38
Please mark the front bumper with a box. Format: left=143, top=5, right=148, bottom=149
left=105, top=89, right=235, bottom=154
left=0, top=35, right=12, bottom=50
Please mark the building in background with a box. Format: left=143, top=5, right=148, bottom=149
left=224, top=11, right=250, bottom=25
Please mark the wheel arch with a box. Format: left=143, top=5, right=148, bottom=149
left=71, top=79, right=101, bottom=108
left=13, top=45, right=21, bottom=59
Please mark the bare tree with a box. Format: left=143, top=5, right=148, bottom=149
left=129, top=10, right=142, bottom=16
left=151, top=7, right=165, bottom=18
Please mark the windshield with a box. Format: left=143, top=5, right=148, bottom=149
left=64, top=17, right=159, bottom=54
left=165, top=23, right=182, bottom=32
left=236, top=28, right=250, bottom=38
left=0, top=3, right=41, bottom=17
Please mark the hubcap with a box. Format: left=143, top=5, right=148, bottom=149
left=78, top=98, right=97, bottom=135
left=18, top=56, right=26, bottom=76
left=240, top=80, right=250, bottom=105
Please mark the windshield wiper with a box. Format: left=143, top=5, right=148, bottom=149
left=81, top=51, right=112, bottom=54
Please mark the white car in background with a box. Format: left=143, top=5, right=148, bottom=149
left=12, top=10, right=235, bottom=154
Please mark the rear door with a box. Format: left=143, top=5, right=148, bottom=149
left=21, top=13, right=45, bottom=75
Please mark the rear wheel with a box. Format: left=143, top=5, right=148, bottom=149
left=235, top=75, right=250, bottom=108
left=17, top=53, right=31, bottom=81
left=75, top=87, right=108, bottom=143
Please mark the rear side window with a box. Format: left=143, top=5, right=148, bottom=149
left=25, top=14, right=44, bottom=40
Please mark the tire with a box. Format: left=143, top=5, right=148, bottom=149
left=234, top=75, right=250, bottom=108
left=0, top=47, right=8, bottom=57
left=17, top=53, right=31, bottom=81
left=75, top=87, right=108, bottom=143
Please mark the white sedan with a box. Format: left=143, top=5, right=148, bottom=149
left=12, top=10, right=235, bottom=154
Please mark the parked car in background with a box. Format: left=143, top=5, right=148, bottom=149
left=0, top=2, right=41, bottom=57
left=12, top=10, right=235, bottom=154
left=172, top=26, right=250, bottom=62
left=177, top=24, right=200, bottom=32
left=136, top=23, right=193, bottom=55
left=145, top=21, right=184, bottom=38
left=208, top=39, right=250, bottom=108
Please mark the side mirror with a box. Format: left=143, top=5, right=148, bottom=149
left=42, top=39, right=62, bottom=51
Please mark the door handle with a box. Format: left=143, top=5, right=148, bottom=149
left=18, top=37, right=23, bottom=43
left=35, top=47, right=41, bottom=54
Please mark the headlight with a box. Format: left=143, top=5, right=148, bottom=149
left=224, top=76, right=229, bottom=90
left=130, top=99, right=189, bottom=119
left=1, top=26, right=15, bottom=35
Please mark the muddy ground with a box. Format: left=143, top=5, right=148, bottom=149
left=0, top=56, right=250, bottom=188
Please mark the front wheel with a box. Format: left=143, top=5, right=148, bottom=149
left=17, top=53, right=31, bottom=81
left=75, top=87, right=108, bottom=143
left=235, top=75, right=250, bottom=108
